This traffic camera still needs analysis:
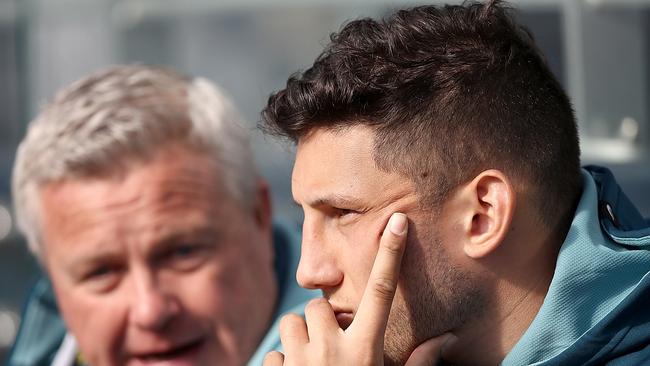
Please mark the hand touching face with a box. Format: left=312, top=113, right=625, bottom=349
left=264, top=213, right=456, bottom=366
left=285, top=126, right=488, bottom=364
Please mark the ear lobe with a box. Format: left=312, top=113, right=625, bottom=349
left=463, top=170, right=515, bottom=259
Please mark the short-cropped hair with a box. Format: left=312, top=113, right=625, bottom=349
left=262, top=0, right=582, bottom=227
left=13, top=65, right=256, bottom=257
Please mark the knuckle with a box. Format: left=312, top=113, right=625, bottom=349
left=382, top=236, right=404, bottom=255
left=306, top=297, right=326, bottom=309
left=263, top=351, right=284, bottom=366
left=371, top=276, right=398, bottom=301
left=305, top=298, right=328, bottom=313
left=279, top=313, right=305, bottom=335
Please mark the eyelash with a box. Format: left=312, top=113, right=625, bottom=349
left=170, top=244, right=202, bottom=258
left=82, top=265, right=122, bottom=290
left=336, top=208, right=359, bottom=217
left=87, top=266, right=114, bottom=279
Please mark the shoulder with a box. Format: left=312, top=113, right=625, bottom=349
left=542, top=263, right=650, bottom=365
left=7, top=277, right=68, bottom=366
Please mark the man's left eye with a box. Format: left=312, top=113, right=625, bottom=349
left=173, top=245, right=198, bottom=257
left=80, top=264, right=123, bottom=293
left=335, top=208, right=362, bottom=220
left=163, top=244, right=211, bottom=271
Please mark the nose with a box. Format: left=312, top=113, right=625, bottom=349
left=296, top=216, right=343, bottom=290
left=129, top=271, right=180, bottom=331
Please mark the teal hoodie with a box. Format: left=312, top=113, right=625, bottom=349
left=503, top=167, right=650, bottom=365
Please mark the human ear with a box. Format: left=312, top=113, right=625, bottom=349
left=460, top=170, right=515, bottom=259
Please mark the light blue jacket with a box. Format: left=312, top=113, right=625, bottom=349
left=503, top=166, right=650, bottom=365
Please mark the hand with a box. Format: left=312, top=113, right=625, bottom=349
left=263, top=213, right=451, bottom=366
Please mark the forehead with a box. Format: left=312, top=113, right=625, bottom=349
left=292, top=126, right=411, bottom=205
left=296, top=126, right=374, bottom=173
left=38, top=146, right=233, bottom=246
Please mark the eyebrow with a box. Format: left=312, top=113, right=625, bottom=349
left=153, top=227, right=218, bottom=249
left=67, top=227, right=218, bottom=269
left=67, top=249, right=124, bottom=278
left=299, top=194, right=367, bottom=209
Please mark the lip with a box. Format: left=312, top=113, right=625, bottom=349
left=334, top=311, right=354, bottom=330
left=128, top=338, right=206, bottom=366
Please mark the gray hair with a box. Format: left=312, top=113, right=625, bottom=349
left=12, top=65, right=257, bottom=257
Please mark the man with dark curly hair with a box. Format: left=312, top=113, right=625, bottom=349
left=261, top=1, right=650, bottom=365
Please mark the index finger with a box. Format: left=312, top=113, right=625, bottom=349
left=350, top=212, right=408, bottom=339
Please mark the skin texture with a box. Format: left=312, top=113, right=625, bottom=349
left=39, top=145, right=277, bottom=366
left=284, top=126, right=487, bottom=365
left=264, top=213, right=455, bottom=366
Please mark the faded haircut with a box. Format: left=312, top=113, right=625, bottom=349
left=262, top=0, right=581, bottom=228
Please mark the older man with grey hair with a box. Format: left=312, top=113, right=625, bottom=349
left=8, top=65, right=314, bottom=366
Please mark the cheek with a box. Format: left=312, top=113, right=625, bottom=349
left=217, top=247, right=276, bottom=319
left=171, top=263, right=231, bottom=317
left=54, top=285, right=127, bottom=365
left=178, top=252, right=276, bottom=362
left=175, top=251, right=273, bottom=326
left=342, top=225, right=382, bottom=297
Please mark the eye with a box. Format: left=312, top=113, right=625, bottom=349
left=171, top=244, right=200, bottom=258
left=334, top=208, right=363, bottom=225
left=336, top=208, right=356, bottom=217
left=81, top=264, right=122, bottom=293
left=87, top=265, right=114, bottom=279
left=82, top=262, right=121, bottom=280
left=163, top=243, right=211, bottom=271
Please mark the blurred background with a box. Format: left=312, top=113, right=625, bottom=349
left=1, top=0, right=649, bottom=360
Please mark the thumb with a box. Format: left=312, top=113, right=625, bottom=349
left=404, top=334, right=457, bottom=366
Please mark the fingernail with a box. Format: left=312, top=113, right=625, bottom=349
left=389, top=213, right=407, bottom=236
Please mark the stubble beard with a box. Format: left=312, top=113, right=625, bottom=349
left=382, top=234, right=488, bottom=366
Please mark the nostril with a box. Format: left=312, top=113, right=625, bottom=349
left=296, top=258, right=343, bottom=290
left=131, top=284, right=180, bottom=331
left=296, top=262, right=318, bottom=290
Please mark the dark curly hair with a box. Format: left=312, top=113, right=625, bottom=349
left=262, top=0, right=582, bottom=228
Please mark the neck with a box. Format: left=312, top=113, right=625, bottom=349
left=443, top=236, right=561, bottom=365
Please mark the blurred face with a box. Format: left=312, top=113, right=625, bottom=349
left=39, top=145, right=277, bottom=366
left=292, top=126, right=485, bottom=365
